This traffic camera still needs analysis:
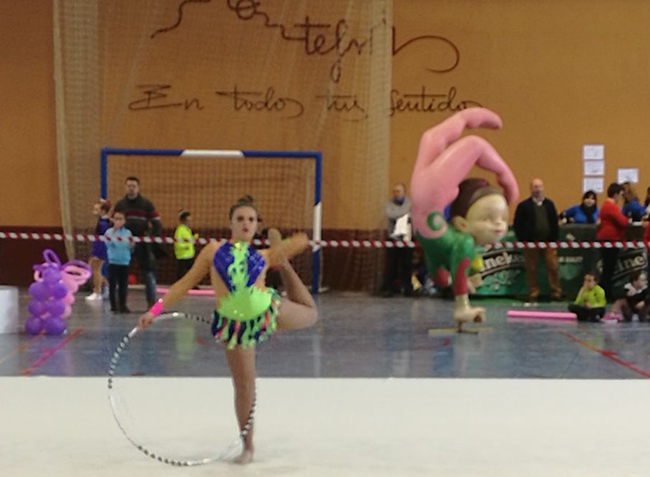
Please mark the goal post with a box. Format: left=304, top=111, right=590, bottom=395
left=100, top=147, right=322, bottom=294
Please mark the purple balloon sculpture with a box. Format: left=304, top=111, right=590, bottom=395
left=50, top=282, right=69, bottom=300
left=42, top=267, right=62, bottom=285
left=46, top=299, right=66, bottom=318
left=44, top=317, right=66, bottom=336
left=27, top=299, right=48, bottom=317
left=25, top=249, right=91, bottom=336
left=28, top=281, right=50, bottom=302
left=24, top=317, right=44, bottom=335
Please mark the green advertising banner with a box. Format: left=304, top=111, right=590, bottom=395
left=474, top=224, right=647, bottom=298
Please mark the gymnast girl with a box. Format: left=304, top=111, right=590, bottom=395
left=138, top=195, right=318, bottom=464
left=86, top=199, right=111, bottom=301
left=409, top=107, right=519, bottom=327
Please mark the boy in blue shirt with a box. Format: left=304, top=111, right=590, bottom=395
left=105, top=211, right=134, bottom=313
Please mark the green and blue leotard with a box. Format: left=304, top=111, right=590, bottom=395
left=211, top=241, right=280, bottom=348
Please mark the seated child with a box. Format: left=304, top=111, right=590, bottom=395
left=620, top=271, right=649, bottom=322
left=568, top=272, right=607, bottom=322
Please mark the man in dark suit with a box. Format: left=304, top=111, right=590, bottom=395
left=113, top=176, right=162, bottom=308
left=514, top=178, right=562, bottom=302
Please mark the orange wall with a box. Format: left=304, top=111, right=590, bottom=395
left=391, top=0, right=650, bottom=212
left=0, top=0, right=58, bottom=226
left=4, top=1, right=650, bottom=228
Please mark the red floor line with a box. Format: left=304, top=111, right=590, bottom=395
left=0, top=331, right=45, bottom=367
left=414, top=338, right=451, bottom=351
left=559, top=331, right=650, bottom=379
left=21, top=328, right=83, bottom=376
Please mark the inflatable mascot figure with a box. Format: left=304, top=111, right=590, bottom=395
left=410, top=108, right=519, bottom=331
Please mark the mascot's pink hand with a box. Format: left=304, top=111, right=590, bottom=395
left=496, top=169, right=520, bottom=205
left=460, top=107, right=503, bottom=131
left=459, top=108, right=518, bottom=204
left=410, top=108, right=518, bottom=238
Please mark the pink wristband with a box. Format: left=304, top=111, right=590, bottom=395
left=149, top=299, right=164, bottom=317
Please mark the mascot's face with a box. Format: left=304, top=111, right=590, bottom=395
left=456, top=194, right=508, bottom=246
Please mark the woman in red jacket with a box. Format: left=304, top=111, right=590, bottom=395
left=597, top=183, right=627, bottom=306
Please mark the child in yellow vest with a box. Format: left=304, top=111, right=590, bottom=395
left=174, top=210, right=198, bottom=280
left=568, top=272, right=607, bottom=322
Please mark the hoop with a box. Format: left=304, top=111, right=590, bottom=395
left=107, top=311, right=256, bottom=466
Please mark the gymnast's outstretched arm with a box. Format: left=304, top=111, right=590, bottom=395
left=137, top=244, right=214, bottom=329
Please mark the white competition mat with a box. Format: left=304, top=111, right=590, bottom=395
left=2, top=377, right=649, bottom=477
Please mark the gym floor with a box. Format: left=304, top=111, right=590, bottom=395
left=2, top=291, right=649, bottom=476
left=2, top=292, right=650, bottom=379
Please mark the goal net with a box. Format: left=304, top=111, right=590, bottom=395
left=102, top=148, right=321, bottom=293
left=54, top=0, right=392, bottom=291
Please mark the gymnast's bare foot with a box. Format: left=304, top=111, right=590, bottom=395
left=234, top=447, right=254, bottom=465
left=267, top=228, right=287, bottom=264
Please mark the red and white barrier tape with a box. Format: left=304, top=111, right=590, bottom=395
left=0, top=231, right=408, bottom=248
left=485, top=240, right=650, bottom=251
left=0, top=231, right=648, bottom=250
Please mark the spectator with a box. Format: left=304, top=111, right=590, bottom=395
left=644, top=218, right=650, bottom=283
left=174, top=209, right=198, bottom=280
left=568, top=271, right=606, bottom=322
left=559, top=190, right=598, bottom=224
left=411, top=247, right=435, bottom=296
left=644, top=186, right=650, bottom=209
left=596, top=183, right=627, bottom=304
left=105, top=211, right=134, bottom=313
left=620, top=271, right=649, bottom=322
left=621, top=182, right=646, bottom=222
left=113, top=176, right=162, bottom=307
left=381, top=183, right=413, bottom=297
left=514, top=178, right=562, bottom=302
left=86, top=199, right=111, bottom=301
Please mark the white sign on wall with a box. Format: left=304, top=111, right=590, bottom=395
left=582, top=144, right=605, bottom=160
left=583, top=160, right=605, bottom=176
left=583, top=177, right=604, bottom=193
left=617, top=168, right=639, bottom=184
